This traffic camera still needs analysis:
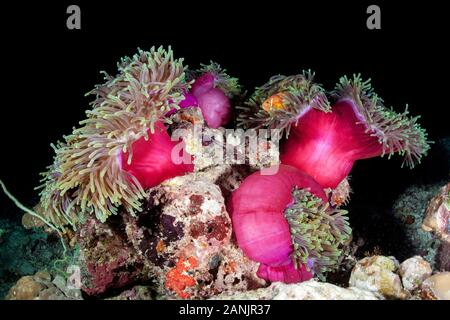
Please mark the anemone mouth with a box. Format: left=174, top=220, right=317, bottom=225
left=37, top=46, right=187, bottom=230
left=284, top=188, right=352, bottom=279
left=237, top=71, right=330, bottom=137
left=192, top=61, right=242, bottom=98
left=332, top=74, right=431, bottom=169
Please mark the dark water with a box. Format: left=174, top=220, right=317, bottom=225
left=348, top=138, right=450, bottom=261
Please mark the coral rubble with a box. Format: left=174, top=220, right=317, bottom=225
left=211, top=279, right=383, bottom=300
left=5, top=271, right=81, bottom=300
left=349, top=255, right=408, bottom=299
left=398, top=256, right=432, bottom=291
left=420, top=272, right=450, bottom=300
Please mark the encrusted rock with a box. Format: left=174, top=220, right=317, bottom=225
left=187, top=126, right=227, bottom=171
left=168, top=106, right=205, bottom=130
left=77, top=217, right=147, bottom=296
left=398, top=256, right=432, bottom=291
left=209, top=243, right=265, bottom=294
left=172, top=107, right=279, bottom=173
left=422, top=183, right=450, bottom=243
left=5, top=271, right=81, bottom=300
left=124, top=173, right=264, bottom=299
left=436, top=241, right=450, bottom=271
left=67, top=164, right=262, bottom=299
left=21, top=212, right=45, bottom=230
left=211, top=280, right=382, bottom=300
left=349, top=255, right=408, bottom=299
left=0, top=218, right=65, bottom=297
left=420, top=272, right=450, bottom=300
left=105, top=285, right=153, bottom=300
left=6, top=275, right=44, bottom=300
left=195, top=164, right=252, bottom=199
left=392, top=184, right=442, bottom=266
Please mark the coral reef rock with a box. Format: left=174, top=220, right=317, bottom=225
left=422, top=183, right=450, bottom=243
left=173, top=107, right=279, bottom=173
left=21, top=211, right=45, bottom=230
left=0, top=218, right=64, bottom=298
left=392, top=184, right=442, bottom=267
left=105, top=285, right=153, bottom=300
left=211, top=280, right=382, bottom=300
left=349, top=256, right=408, bottom=299
left=76, top=216, right=147, bottom=296
left=5, top=271, right=81, bottom=300
left=420, top=272, right=450, bottom=300
left=70, top=168, right=263, bottom=299
left=435, top=241, right=450, bottom=272
left=131, top=174, right=264, bottom=299
left=194, top=164, right=251, bottom=200
left=398, top=256, right=432, bottom=291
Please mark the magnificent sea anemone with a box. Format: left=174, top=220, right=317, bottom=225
left=120, top=121, right=193, bottom=189
left=238, top=72, right=431, bottom=188
left=188, top=62, right=241, bottom=128
left=36, top=47, right=194, bottom=231
left=228, top=165, right=351, bottom=283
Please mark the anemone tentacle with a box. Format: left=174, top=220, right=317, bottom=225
left=332, top=74, right=431, bottom=168
left=284, top=188, right=352, bottom=279
left=195, top=61, right=242, bottom=98
left=237, top=71, right=330, bottom=137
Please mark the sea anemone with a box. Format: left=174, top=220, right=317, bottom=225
left=120, top=121, right=193, bottom=189
left=189, top=62, right=241, bottom=128
left=237, top=71, right=330, bottom=136
left=239, top=73, right=431, bottom=188
left=36, top=46, right=193, bottom=230
left=228, top=165, right=351, bottom=283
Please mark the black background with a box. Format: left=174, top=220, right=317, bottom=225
left=0, top=1, right=448, bottom=258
